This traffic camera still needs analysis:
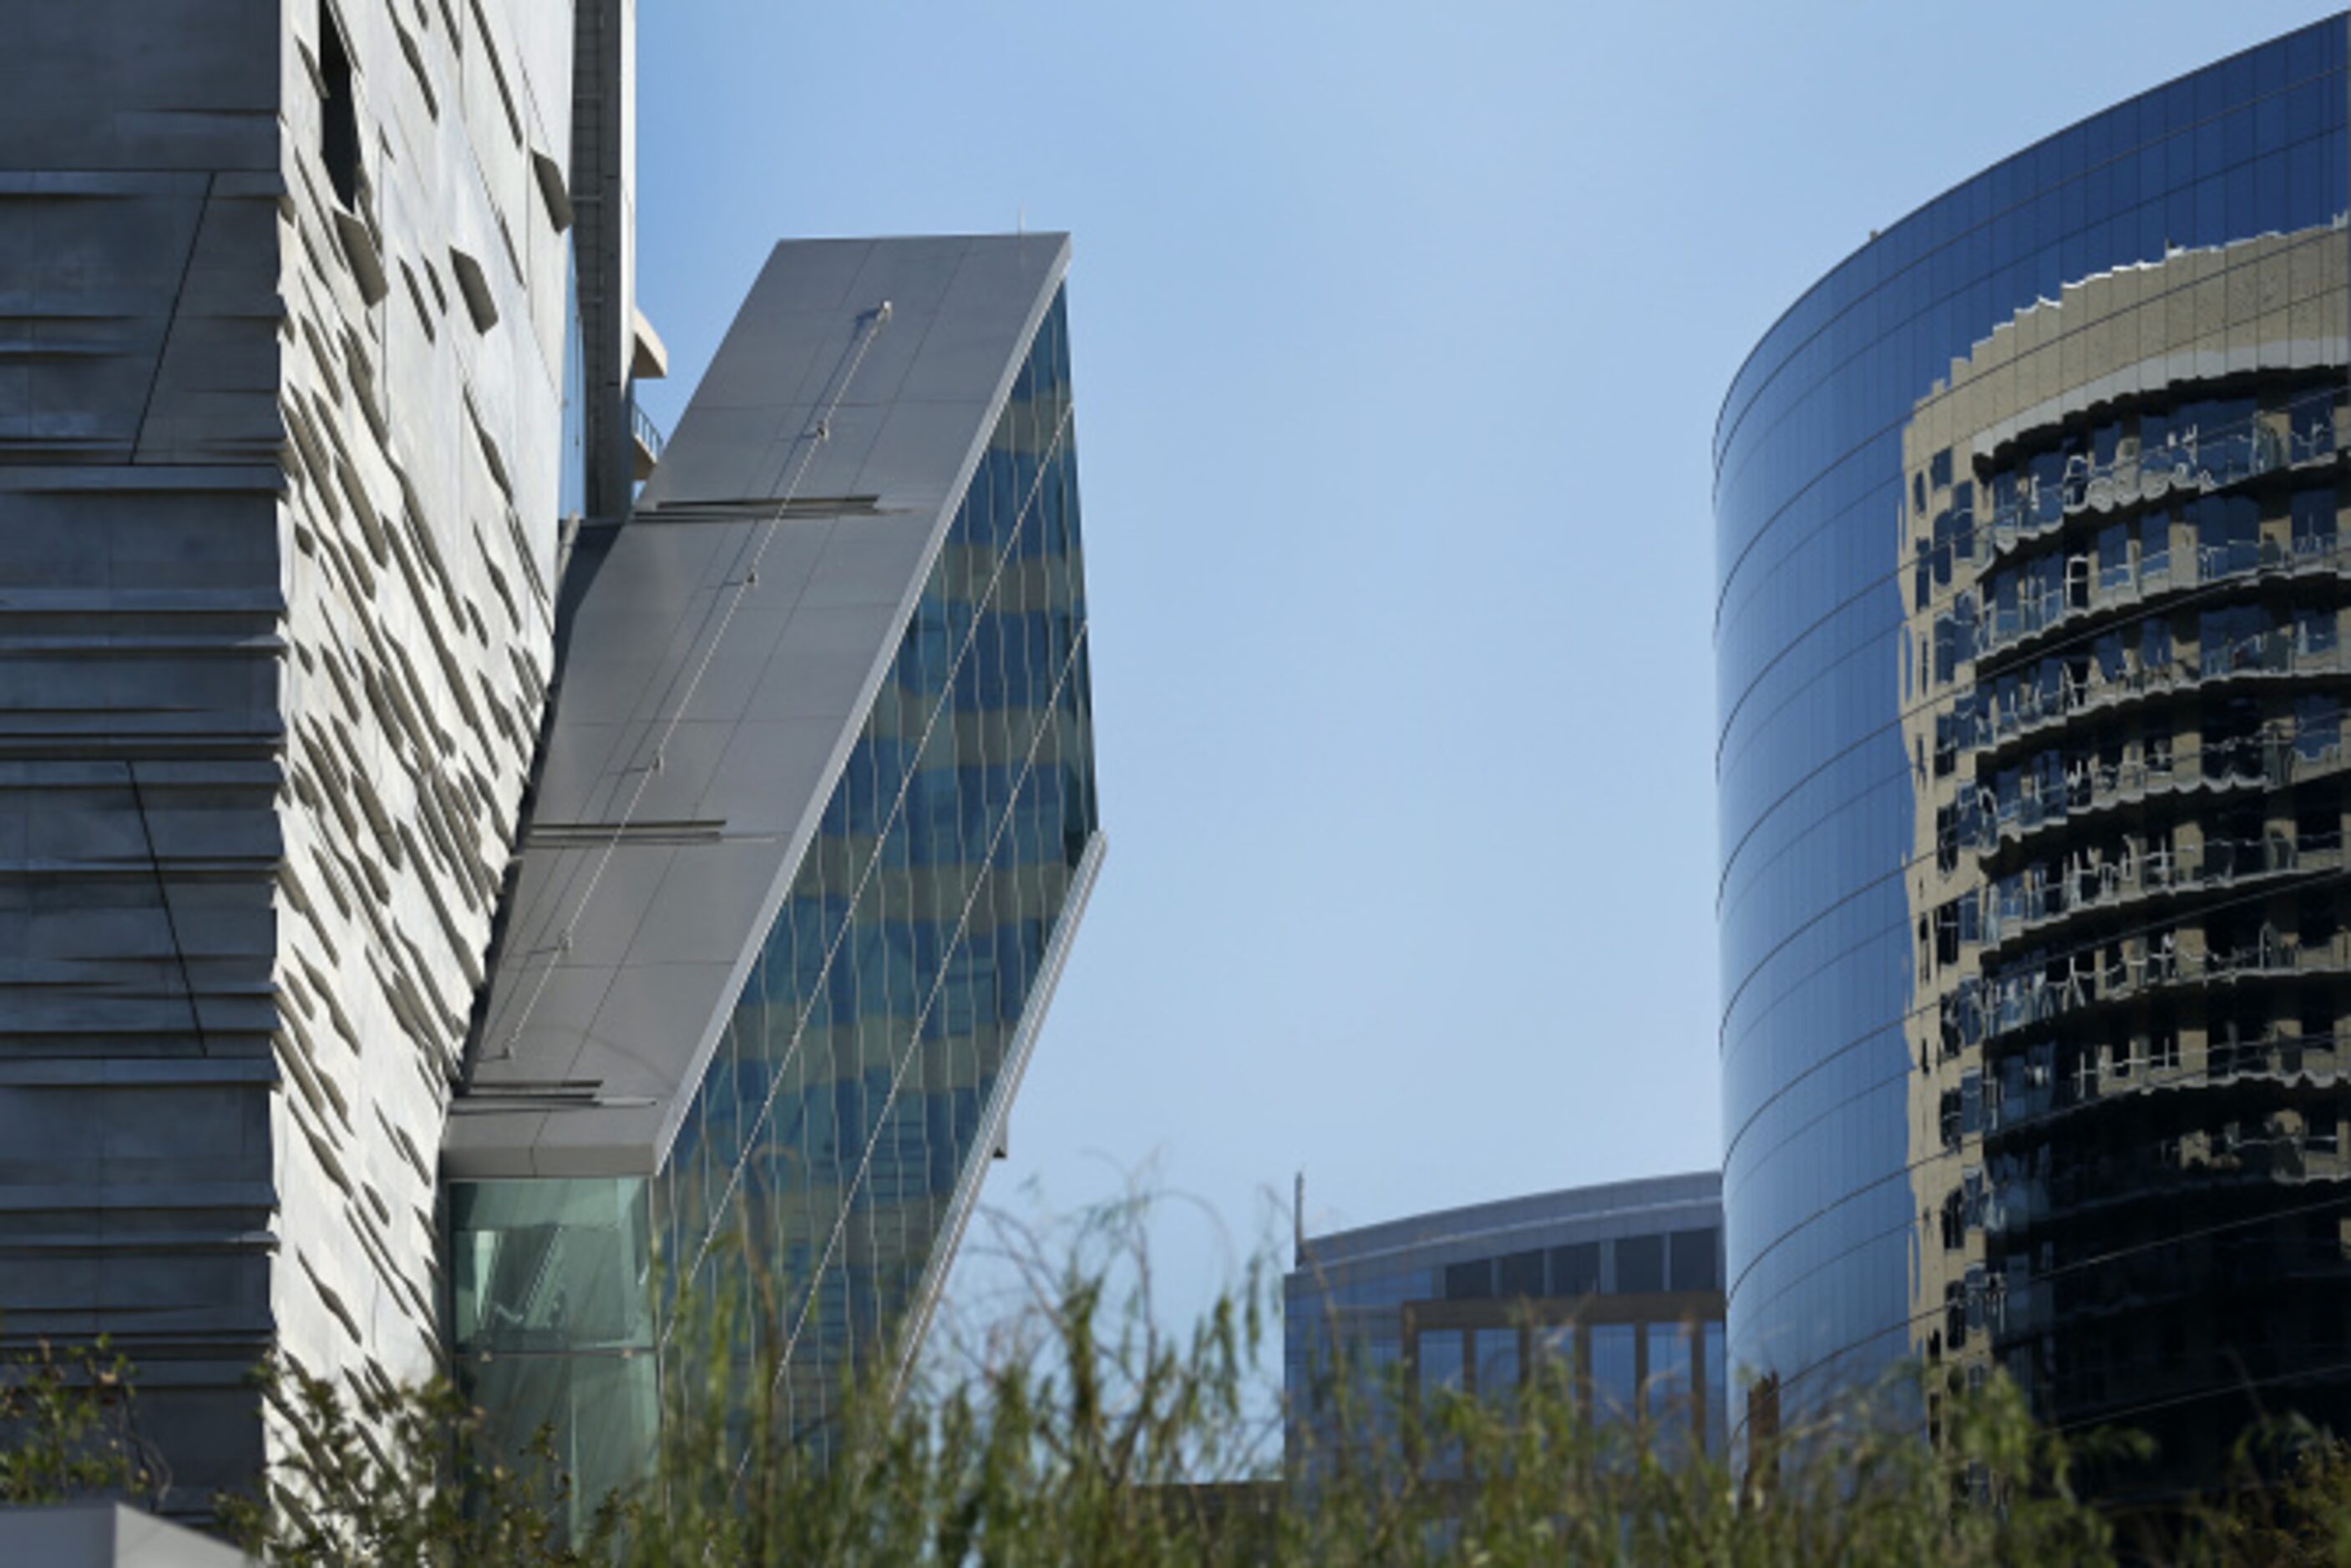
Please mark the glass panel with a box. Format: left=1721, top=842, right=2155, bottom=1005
left=1591, top=1323, right=1638, bottom=1421
left=1614, top=1234, right=1664, bottom=1293
left=1418, top=1331, right=1464, bottom=1394
left=1474, top=1326, right=1519, bottom=1413
left=450, top=1177, right=656, bottom=1535
left=1703, top=1323, right=1727, bottom=1459
left=639, top=288, right=1097, bottom=1469
left=1647, top=1322, right=1693, bottom=1431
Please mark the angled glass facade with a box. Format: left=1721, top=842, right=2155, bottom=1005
left=654, top=287, right=1097, bottom=1444
left=449, top=250, right=1098, bottom=1503
left=1718, top=18, right=2351, bottom=1487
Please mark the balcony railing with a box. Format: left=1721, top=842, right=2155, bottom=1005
left=1980, top=836, right=2347, bottom=951
left=1979, top=394, right=2341, bottom=564
left=1970, top=529, right=2343, bottom=667
left=632, top=401, right=666, bottom=462
left=1965, top=637, right=2338, bottom=761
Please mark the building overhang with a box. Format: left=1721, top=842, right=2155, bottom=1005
left=448, top=233, right=1074, bottom=1181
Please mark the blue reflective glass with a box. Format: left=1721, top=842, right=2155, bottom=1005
left=645, top=289, right=1097, bottom=1449
left=1714, top=19, right=2351, bottom=1470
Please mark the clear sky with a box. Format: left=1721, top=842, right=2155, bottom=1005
left=634, top=2, right=2338, bottom=1326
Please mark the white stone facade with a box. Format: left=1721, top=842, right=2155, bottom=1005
left=0, top=1, right=605, bottom=1510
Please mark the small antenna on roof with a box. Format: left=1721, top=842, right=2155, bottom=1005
left=1294, top=1171, right=1306, bottom=1265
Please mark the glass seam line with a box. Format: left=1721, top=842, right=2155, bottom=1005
left=1735, top=1180, right=2351, bottom=1416
left=1719, top=379, right=2343, bottom=750
left=491, top=301, right=898, bottom=1064
left=1716, top=442, right=2333, bottom=786
left=1712, top=99, right=2347, bottom=533
left=1711, top=42, right=2348, bottom=466
left=884, top=827, right=1106, bottom=1405
left=736, top=632, right=1090, bottom=1439
left=2050, top=1346, right=2351, bottom=1436
left=1723, top=735, right=2348, bottom=1064
left=1714, top=200, right=2346, bottom=630
left=763, top=478, right=1088, bottom=1383
left=1718, top=381, right=2346, bottom=785
left=669, top=394, right=1078, bottom=1300
left=1716, top=529, right=2351, bottom=908
left=662, top=395, right=1081, bottom=1330
left=1723, top=853, right=2351, bottom=1166
left=1721, top=680, right=2348, bottom=951
left=1729, top=1063, right=2351, bottom=1324
left=1723, top=723, right=2351, bottom=1054
left=1729, top=1021, right=2351, bottom=1257
left=1725, top=894, right=2351, bottom=1235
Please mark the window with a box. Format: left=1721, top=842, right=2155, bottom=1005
left=1702, top=1324, right=1727, bottom=1459
left=1668, top=1228, right=1720, bottom=1292
left=2098, top=524, right=2130, bottom=591
left=2298, top=606, right=2339, bottom=658
left=1418, top=1333, right=1464, bottom=1395
left=2298, top=695, right=2341, bottom=763
left=1497, top=1249, right=1544, bottom=1298
left=1474, top=1328, right=1519, bottom=1412
left=1591, top=1324, right=1637, bottom=1419
left=1549, top=1242, right=1600, bottom=1297
left=1646, top=1323, right=1692, bottom=1428
left=2140, top=512, right=2172, bottom=584
left=2293, top=483, right=2338, bottom=556
left=1614, top=1235, right=1664, bottom=1294
left=1534, top=1324, right=1575, bottom=1387
left=1417, top=1330, right=1466, bottom=1479
left=319, top=2, right=361, bottom=207
left=1443, top=1260, right=1493, bottom=1301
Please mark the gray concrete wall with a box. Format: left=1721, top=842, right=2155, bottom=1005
left=0, top=1503, right=256, bottom=1567
left=0, top=0, right=590, bottom=1514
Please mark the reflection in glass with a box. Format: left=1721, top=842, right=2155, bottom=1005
left=1646, top=1323, right=1691, bottom=1428
left=1474, top=1327, right=1519, bottom=1413
left=651, top=289, right=1097, bottom=1459
left=1714, top=18, right=2351, bottom=1482
left=1592, top=1324, right=1638, bottom=1420
left=1419, top=1332, right=1464, bottom=1394
left=449, top=1178, right=657, bottom=1543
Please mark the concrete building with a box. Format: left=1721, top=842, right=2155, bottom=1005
left=1717, top=15, right=2351, bottom=1491
left=0, top=3, right=1097, bottom=1526
left=0, top=0, right=648, bottom=1513
left=1284, top=1173, right=1725, bottom=1476
left=0, top=1504, right=255, bottom=1568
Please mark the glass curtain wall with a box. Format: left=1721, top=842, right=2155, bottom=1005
left=448, top=1178, right=658, bottom=1542
left=1715, top=18, right=2351, bottom=1475
left=654, top=287, right=1097, bottom=1452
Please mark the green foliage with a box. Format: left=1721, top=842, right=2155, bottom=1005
left=212, top=1362, right=586, bottom=1566
left=0, top=1335, right=155, bottom=1507
left=8, top=1205, right=2351, bottom=1564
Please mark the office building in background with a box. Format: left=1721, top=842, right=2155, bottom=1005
left=1717, top=15, right=2351, bottom=1490
left=1284, top=1172, right=1725, bottom=1474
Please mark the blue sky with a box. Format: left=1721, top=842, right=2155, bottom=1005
left=635, top=2, right=2338, bottom=1325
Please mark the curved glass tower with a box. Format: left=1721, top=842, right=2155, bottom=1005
left=1716, top=18, right=2351, bottom=1485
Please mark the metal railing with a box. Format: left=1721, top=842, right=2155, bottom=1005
left=1979, top=392, right=2342, bottom=563
left=631, top=399, right=667, bottom=463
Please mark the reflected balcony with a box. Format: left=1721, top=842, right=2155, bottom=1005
left=1967, top=529, right=2344, bottom=674
left=1980, top=832, right=2345, bottom=959
left=1976, top=399, right=2342, bottom=570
